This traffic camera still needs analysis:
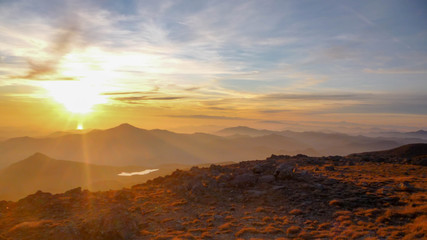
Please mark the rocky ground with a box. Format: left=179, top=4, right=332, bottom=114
left=0, top=152, right=426, bottom=239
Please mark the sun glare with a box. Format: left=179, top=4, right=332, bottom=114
left=77, top=123, right=83, bottom=130
left=43, top=81, right=107, bottom=114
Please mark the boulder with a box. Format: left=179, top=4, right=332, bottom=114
left=274, top=163, right=295, bottom=180
left=231, top=173, right=257, bottom=187
left=258, top=175, right=275, bottom=184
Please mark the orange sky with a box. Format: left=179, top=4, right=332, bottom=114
left=1, top=0, right=426, bottom=138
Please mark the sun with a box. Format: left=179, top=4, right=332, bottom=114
left=43, top=81, right=107, bottom=114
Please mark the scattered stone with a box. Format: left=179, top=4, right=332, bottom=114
left=0, top=151, right=425, bottom=239
left=286, top=225, right=301, bottom=235
left=289, top=209, right=303, bottom=215
left=258, top=175, right=275, bottom=184
left=64, top=187, right=82, bottom=198
left=396, top=182, right=415, bottom=192
left=324, top=166, right=335, bottom=171
left=231, top=173, right=257, bottom=187
left=274, top=163, right=295, bottom=180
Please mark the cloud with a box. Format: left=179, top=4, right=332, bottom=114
left=114, top=96, right=186, bottom=102
left=0, top=84, right=41, bottom=95
left=11, top=20, right=81, bottom=80
left=363, top=68, right=427, bottom=74
left=207, top=107, right=230, bottom=111
left=305, top=93, right=427, bottom=115
left=325, top=103, right=427, bottom=115
left=101, top=91, right=149, bottom=96
left=167, top=114, right=253, bottom=120
left=260, top=93, right=371, bottom=101
left=259, top=109, right=291, bottom=114
left=184, top=86, right=201, bottom=91
left=258, top=120, right=284, bottom=124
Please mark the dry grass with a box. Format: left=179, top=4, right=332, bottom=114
left=235, top=227, right=260, bottom=237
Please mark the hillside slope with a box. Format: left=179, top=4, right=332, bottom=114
left=349, top=143, right=427, bottom=165
left=0, top=152, right=425, bottom=239
left=0, top=153, right=168, bottom=201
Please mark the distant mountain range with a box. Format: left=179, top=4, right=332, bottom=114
left=1, top=124, right=425, bottom=170
left=366, top=130, right=427, bottom=140
left=216, top=126, right=427, bottom=154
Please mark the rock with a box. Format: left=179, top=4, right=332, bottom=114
left=114, top=189, right=134, bottom=201
left=313, top=183, right=325, bottom=190
left=216, top=173, right=232, bottom=182
left=347, top=161, right=355, bottom=166
left=329, top=199, right=343, bottom=207
left=231, top=173, right=257, bottom=187
left=324, top=166, right=335, bottom=171
left=247, top=190, right=266, bottom=197
left=274, top=163, right=295, bottom=180
left=259, top=175, right=275, bottom=184
left=289, top=209, right=303, bottom=215
left=272, top=185, right=286, bottom=190
left=209, top=164, right=223, bottom=175
left=397, top=182, right=415, bottom=192
left=213, top=214, right=224, bottom=222
left=92, top=206, right=138, bottom=239
left=252, top=164, right=264, bottom=174
left=190, top=182, right=205, bottom=195
left=64, top=187, right=82, bottom=198
left=18, top=191, right=53, bottom=210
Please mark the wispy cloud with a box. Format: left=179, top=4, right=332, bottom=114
left=0, top=0, right=426, bottom=130
left=8, top=13, right=81, bottom=80
left=259, top=93, right=371, bottom=101
left=363, top=68, right=427, bottom=75
left=101, top=91, right=146, bottom=96
left=114, top=96, right=186, bottom=102
left=258, top=120, right=284, bottom=124
left=167, top=115, right=253, bottom=121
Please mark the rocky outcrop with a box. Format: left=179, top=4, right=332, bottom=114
left=0, top=154, right=425, bottom=239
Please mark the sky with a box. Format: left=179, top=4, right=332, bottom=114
left=0, top=0, right=426, bottom=136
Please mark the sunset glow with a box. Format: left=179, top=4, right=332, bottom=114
left=0, top=1, right=426, bottom=238
left=0, top=0, right=425, bottom=135
left=43, top=81, right=107, bottom=114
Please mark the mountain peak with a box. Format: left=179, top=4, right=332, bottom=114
left=17, top=152, right=54, bottom=165
left=27, top=152, right=51, bottom=160
left=110, top=123, right=141, bottom=131
left=118, top=123, right=137, bottom=128
left=414, top=130, right=427, bottom=134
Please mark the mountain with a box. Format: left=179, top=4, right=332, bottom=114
left=216, top=126, right=276, bottom=137
left=215, top=126, right=420, bottom=156
left=0, top=124, right=311, bottom=169
left=354, top=143, right=427, bottom=158
left=1, top=124, right=424, bottom=169
left=0, top=153, right=175, bottom=201
left=0, top=149, right=425, bottom=239
left=349, top=143, right=427, bottom=165
left=369, top=130, right=427, bottom=140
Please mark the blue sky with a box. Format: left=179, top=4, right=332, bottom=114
left=0, top=0, right=426, bottom=132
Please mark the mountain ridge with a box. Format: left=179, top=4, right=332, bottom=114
left=1, top=124, right=425, bottom=170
